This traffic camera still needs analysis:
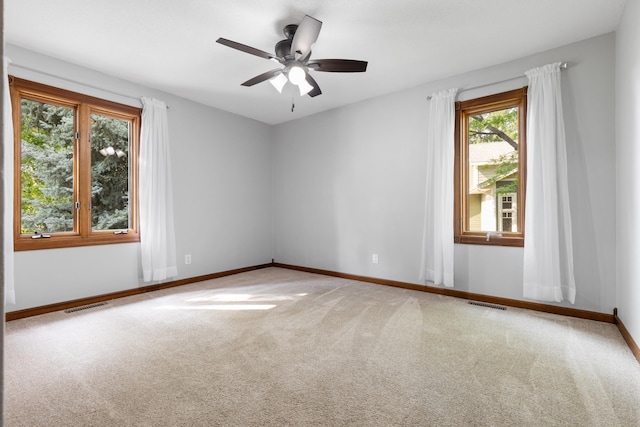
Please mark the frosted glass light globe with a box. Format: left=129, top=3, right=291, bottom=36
left=269, top=73, right=288, bottom=93
left=288, top=65, right=306, bottom=85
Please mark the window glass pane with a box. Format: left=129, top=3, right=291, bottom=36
left=90, top=113, right=130, bottom=230
left=20, top=98, right=75, bottom=233
left=466, top=107, right=519, bottom=232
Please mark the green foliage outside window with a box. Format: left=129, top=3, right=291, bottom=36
left=469, top=107, right=518, bottom=146
left=20, top=99, right=131, bottom=234
left=20, top=99, right=74, bottom=233
left=90, top=114, right=130, bottom=230
left=469, top=107, right=519, bottom=194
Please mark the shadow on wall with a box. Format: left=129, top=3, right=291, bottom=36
left=562, top=72, right=606, bottom=312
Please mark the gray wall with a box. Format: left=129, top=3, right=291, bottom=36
left=273, top=34, right=616, bottom=314
left=616, top=0, right=640, bottom=347
left=7, top=45, right=273, bottom=311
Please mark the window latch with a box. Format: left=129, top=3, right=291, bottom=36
left=31, top=231, right=51, bottom=239
left=486, top=231, right=503, bottom=241
left=75, top=201, right=80, bottom=210
left=113, top=230, right=128, bottom=235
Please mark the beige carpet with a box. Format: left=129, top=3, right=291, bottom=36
left=5, top=267, right=640, bottom=426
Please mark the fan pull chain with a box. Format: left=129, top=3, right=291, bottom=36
left=291, top=91, right=295, bottom=112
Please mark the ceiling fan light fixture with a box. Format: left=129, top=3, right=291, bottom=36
left=297, top=79, right=314, bottom=96
left=288, top=65, right=306, bottom=85
left=269, top=73, right=288, bottom=93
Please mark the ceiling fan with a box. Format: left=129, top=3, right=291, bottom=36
left=216, top=15, right=368, bottom=98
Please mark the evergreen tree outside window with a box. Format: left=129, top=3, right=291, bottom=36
left=90, top=112, right=131, bottom=231
left=10, top=77, right=141, bottom=250
left=19, top=98, right=75, bottom=234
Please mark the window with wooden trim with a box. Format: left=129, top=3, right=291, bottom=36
left=10, top=77, right=141, bottom=251
left=454, top=88, right=527, bottom=247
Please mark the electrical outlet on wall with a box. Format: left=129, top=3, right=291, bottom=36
left=185, top=254, right=192, bottom=264
left=372, top=253, right=379, bottom=264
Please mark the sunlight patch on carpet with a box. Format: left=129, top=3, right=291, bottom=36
left=186, top=293, right=307, bottom=303
left=156, top=304, right=277, bottom=311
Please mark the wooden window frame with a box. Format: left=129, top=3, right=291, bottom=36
left=10, top=76, right=141, bottom=251
left=454, top=88, right=527, bottom=247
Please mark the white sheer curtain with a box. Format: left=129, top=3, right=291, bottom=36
left=4, top=57, right=15, bottom=304
left=419, top=88, right=458, bottom=287
left=140, top=97, right=177, bottom=282
left=523, top=63, right=575, bottom=303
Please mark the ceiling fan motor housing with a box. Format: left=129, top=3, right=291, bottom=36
left=275, top=24, right=298, bottom=59
left=275, top=39, right=292, bottom=59
left=283, top=24, right=298, bottom=39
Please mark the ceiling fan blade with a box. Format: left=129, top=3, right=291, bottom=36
left=308, top=59, right=368, bottom=72
left=291, top=15, right=322, bottom=60
left=216, top=38, right=281, bottom=62
left=241, top=69, right=282, bottom=87
left=305, top=73, right=322, bottom=97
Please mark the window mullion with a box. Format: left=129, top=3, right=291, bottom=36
left=77, top=104, right=92, bottom=237
left=517, top=96, right=527, bottom=239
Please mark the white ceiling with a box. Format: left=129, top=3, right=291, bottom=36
left=5, top=0, right=626, bottom=125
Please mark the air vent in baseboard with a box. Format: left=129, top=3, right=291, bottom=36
left=65, top=302, right=108, bottom=314
left=468, top=301, right=506, bottom=311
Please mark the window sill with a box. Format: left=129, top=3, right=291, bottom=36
left=454, top=234, right=524, bottom=247
left=14, top=232, right=140, bottom=251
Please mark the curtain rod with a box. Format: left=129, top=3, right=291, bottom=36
left=426, top=62, right=568, bottom=100
left=9, top=62, right=170, bottom=108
